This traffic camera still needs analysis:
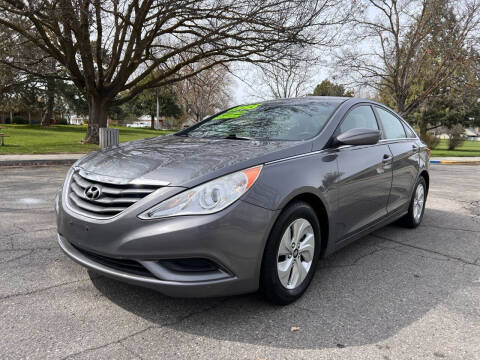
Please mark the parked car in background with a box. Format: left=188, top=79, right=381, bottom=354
left=56, top=97, right=430, bottom=304
left=126, top=121, right=150, bottom=128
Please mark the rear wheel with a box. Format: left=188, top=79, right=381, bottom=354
left=399, top=177, right=427, bottom=228
left=260, top=201, right=321, bottom=305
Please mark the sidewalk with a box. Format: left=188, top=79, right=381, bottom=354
left=0, top=153, right=85, bottom=166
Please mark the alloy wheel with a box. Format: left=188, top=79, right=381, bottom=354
left=413, top=183, right=425, bottom=223
left=276, top=218, right=315, bottom=290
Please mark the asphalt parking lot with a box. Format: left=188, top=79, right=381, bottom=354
left=0, top=164, right=479, bottom=360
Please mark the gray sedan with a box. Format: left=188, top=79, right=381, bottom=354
left=56, top=97, right=429, bottom=304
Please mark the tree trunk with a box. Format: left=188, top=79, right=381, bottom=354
left=395, top=99, right=406, bottom=117
left=419, top=119, right=428, bottom=139
left=151, top=114, right=155, bottom=129
left=84, top=96, right=109, bottom=144
left=41, top=78, right=55, bottom=126
left=28, top=112, right=32, bottom=125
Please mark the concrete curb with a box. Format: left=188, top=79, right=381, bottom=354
left=0, top=159, right=79, bottom=167
left=430, top=160, right=480, bottom=165
left=0, top=153, right=84, bottom=167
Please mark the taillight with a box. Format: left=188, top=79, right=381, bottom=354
left=426, top=148, right=431, bottom=157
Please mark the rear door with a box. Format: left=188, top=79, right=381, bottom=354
left=334, top=105, right=393, bottom=241
left=374, top=106, right=419, bottom=213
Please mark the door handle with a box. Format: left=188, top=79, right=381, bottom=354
left=382, top=155, right=393, bottom=170
left=382, top=154, right=393, bottom=170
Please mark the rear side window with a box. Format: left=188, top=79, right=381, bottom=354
left=403, top=121, right=417, bottom=138
left=339, top=106, right=378, bottom=133
left=376, top=107, right=406, bottom=139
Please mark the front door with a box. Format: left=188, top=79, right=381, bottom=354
left=333, top=105, right=393, bottom=241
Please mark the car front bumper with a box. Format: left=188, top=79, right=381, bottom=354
left=56, top=190, right=278, bottom=298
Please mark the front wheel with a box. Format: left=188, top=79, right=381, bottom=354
left=399, top=177, right=427, bottom=228
left=260, top=201, right=321, bottom=305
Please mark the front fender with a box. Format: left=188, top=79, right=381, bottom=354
left=242, top=150, right=339, bottom=254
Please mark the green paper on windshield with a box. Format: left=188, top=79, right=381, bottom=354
left=214, top=103, right=262, bottom=120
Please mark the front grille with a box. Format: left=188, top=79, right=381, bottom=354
left=67, top=171, right=159, bottom=219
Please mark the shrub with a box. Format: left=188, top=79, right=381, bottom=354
left=420, top=132, right=440, bottom=149
left=55, top=117, right=68, bottom=125
left=12, top=116, right=28, bottom=124
left=447, top=124, right=465, bottom=150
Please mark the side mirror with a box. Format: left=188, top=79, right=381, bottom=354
left=334, top=128, right=381, bottom=146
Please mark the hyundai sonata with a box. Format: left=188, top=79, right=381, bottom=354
left=56, top=97, right=429, bottom=304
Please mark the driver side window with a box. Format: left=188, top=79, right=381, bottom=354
left=339, top=105, right=379, bottom=134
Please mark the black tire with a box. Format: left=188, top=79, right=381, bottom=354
left=399, top=177, right=427, bottom=228
left=260, top=201, right=321, bottom=305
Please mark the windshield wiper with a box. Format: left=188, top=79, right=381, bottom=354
left=223, top=134, right=252, bottom=140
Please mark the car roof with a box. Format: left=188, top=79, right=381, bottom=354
left=241, top=96, right=369, bottom=107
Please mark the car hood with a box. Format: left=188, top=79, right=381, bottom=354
left=75, top=135, right=309, bottom=187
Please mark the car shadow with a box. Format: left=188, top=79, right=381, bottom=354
left=89, top=207, right=478, bottom=350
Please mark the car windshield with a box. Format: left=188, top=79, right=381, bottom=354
left=180, top=100, right=341, bottom=141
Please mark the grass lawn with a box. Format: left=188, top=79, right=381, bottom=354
left=0, top=124, right=175, bottom=154
left=430, top=139, right=480, bottom=157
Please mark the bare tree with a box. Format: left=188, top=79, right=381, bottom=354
left=257, top=55, right=316, bottom=99
left=173, top=61, right=231, bottom=123
left=250, top=0, right=359, bottom=101
left=0, top=0, right=353, bottom=143
left=337, top=0, right=480, bottom=123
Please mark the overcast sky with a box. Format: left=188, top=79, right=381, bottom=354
left=229, top=64, right=333, bottom=105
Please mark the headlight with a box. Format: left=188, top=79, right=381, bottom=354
left=139, top=165, right=263, bottom=219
